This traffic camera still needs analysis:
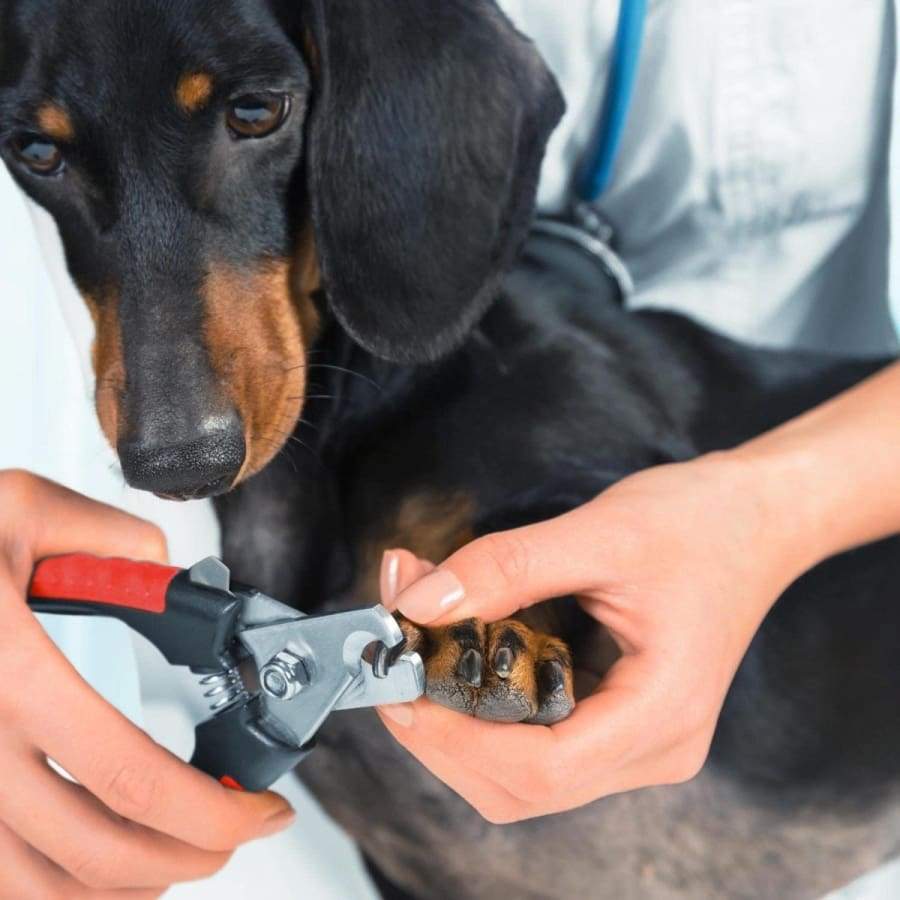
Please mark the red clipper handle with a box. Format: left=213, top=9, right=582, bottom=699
left=30, top=554, right=181, bottom=614
left=28, top=555, right=243, bottom=673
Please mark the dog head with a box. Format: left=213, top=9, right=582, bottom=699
left=0, top=0, right=563, bottom=499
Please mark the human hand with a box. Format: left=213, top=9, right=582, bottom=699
left=0, top=470, right=295, bottom=897
left=377, top=453, right=817, bottom=823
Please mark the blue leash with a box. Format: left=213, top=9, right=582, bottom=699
left=575, top=0, right=648, bottom=205
left=534, top=0, right=647, bottom=292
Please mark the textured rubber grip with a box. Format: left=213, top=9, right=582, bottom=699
left=29, top=554, right=180, bottom=613
left=29, top=560, right=244, bottom=672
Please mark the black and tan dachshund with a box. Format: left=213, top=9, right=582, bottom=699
left=2, top=1, right=899, bottom=897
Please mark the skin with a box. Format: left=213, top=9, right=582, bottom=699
left=378, top=361, right=900, bottom=824
left=0, top=471, right=296, bottom=896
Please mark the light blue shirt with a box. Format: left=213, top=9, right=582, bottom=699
left=504, top=0, right=899, bottom=356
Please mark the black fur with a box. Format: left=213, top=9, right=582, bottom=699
left=297, top=0, right=564, bottom=363
left=217, top=234, right=900, bottom=897
left=2, top=2, right=899, bottom=897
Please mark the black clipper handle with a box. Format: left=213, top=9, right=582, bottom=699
left=191, top=697, right=312, bottom=791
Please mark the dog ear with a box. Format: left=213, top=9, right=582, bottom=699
left=299, top=0, right=564, bottom=363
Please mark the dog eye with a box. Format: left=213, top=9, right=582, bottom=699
left=10, top=133, right=64, bottom=175
left=226, top=93, right=290, bottom=139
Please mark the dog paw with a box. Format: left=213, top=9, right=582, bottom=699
left=397, top=617, right=575, bottom=725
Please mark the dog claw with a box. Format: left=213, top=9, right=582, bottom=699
left=458, top=648, right=483, bottom=687
left=494, top=646, right=513, bottom=679
left=538, top=659, right=566, bottom=695
left=530, top=657, right=575, bottom=725
left=372, top=644, right=390, bottom=679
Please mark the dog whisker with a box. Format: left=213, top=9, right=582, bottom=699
left=257, top=434, right=323, bottom=470
left=277, top=446, right=300, bottom=476
left=308, top=363, right=383, bottom=393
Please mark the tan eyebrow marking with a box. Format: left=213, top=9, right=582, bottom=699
left=176, top=72, right=214, bottom=113
left=36, top=103, right=74, bottom=141
left=301, top=26, right=320, bottom=76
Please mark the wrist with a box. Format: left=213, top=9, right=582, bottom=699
left=684, top=444, right=829, bottom=601
left=716, top=438, right=837, bottom=581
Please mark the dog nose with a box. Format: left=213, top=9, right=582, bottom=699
left=118, top=413, right=246, bottom=500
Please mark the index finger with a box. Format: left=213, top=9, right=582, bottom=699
left=1, top=471, right=168, bottom=573
left=395, top=502, right=616, bottom=626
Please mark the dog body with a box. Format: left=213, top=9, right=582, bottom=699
left=2, top=1, right=899, bottom=897
left=217, top=233, right=900, bottom=899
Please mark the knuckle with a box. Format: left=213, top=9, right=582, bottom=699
left=104, top=762, right=161, bottom=821
left=0, top=469, right=38, bottom=514
left=679, top=698, right=714, bottom=736
left=662, top=743, right=710, bottom=785
left=680, top=748, right=709, bottom=782
left=200, top=848, right=234, bottom=877
left=135, top=524, right=169, bottom=563
left=196, top=813, right=246, bottom=852
left=476, top=532, right=533, bottom=590
left=479, top=803, right=522, bottom=826
left=69, top=848, right=119, bottom=890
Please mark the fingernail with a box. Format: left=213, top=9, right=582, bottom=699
left=380, top=550, right=401, bottom=607
left=380, top=703, right=415, bottom=728
left=396, top=570, right=464, bottom=623
left=259, top=808, right=296, bottom=837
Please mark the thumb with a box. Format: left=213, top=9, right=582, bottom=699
left=395, top=506, right=604, bottom=626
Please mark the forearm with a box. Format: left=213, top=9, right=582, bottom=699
left=727, top=360, right=900, bottom=578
